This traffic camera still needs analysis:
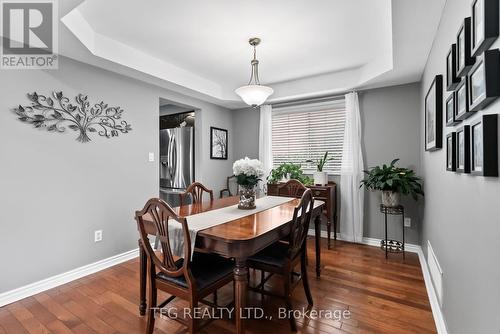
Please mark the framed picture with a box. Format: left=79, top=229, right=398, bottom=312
left=445, top=92, right=461, bottom=126
left=471, top=114, right=498, bottom=176
left=446, top=132, right=457, bottom=171
left=456, top=17, right=476, bottom=77
left=456, top=78, right=475, bottom=120
left=456, top=125, right=471, bottom=173
left=446, top=44, right=460, bottom=91
left=471, top=0, right=499, bottom=57
left=425, top=75, right=443, bottom=151
left=468, top=49, right=500, bottom=111
left=210, top=127, right=228, bottom=160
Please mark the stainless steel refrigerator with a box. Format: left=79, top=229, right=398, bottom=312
left=159, top=127, right=194, bottom=206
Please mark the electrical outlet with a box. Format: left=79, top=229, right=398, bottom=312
left=148, top=152, right=155, bottom=162
left=94, top=230, right=103, bottom=242
left=404, top=218, right=411, bottom=227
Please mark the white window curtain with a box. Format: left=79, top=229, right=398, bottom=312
left=340, top=92, right=364, bottom=243
left=259, top=104, right=273, bottom=186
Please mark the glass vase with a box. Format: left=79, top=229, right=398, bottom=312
left=238, top=186, right=256, bottom=210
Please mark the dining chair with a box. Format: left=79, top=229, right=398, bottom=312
left=247, top=189, right=314, bottom=332
left=278, top=179, right=307, bottom=198
left=180, top=182, right=214, bottom=206
left=219, top=175, right=239, bottom=198
left=135, top=198, right=234, bottom=334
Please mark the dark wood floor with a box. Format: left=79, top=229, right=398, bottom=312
left=0, top=239, right=436, bottom=334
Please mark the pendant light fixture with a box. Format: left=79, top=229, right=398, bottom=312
left=235, top=37, right=274, bottom=107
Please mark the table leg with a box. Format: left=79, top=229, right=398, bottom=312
left=314, top=214, right=321, bottom=278
left=327, top=219, right=331, bottom=250
left=139, top=239, right=147, bottom=316
left=402, top=210, right=406, bottom=260
left=234, top=258, right=248, bottom=334
left=384, top=212, right=388, bottom=259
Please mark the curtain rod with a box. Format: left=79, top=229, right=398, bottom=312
left=270, top=91, right=355, bottom=109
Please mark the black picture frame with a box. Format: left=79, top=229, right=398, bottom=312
left=445, top=92, right=461, bottom=126
left=468, top=49, right=500, bottom=111
left=425, top=75, right=443, bottom=151
left=446, top=44, right=460, bottom=91
left=471, top=0, right=499, bottom=57
left=471, top=114, right=498, bottom=176
left=456, top=17, right=476, bottom=77
left=446, top=132, right=457, bottom=171
left=210, top=126, right=228, bottom=160
left=456, top=78, right=475, bottom=120
left=456, top=125, right=471, bottom=173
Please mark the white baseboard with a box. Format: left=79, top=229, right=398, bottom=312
left=0, top=247, right=141, bottom=307
left=416, top=246, right=448, bottom=334
left=306, top=229, right=420, bottom=253
left=308, top=229, right=448, bottom=333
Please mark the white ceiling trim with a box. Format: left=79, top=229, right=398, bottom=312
left=61, top=8, right=225, bottom=100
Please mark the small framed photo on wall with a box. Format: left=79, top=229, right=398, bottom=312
left=446, top=44, right=460, bottom=91
left=471, top=0, right=499, bottom=57
left=456, top=125, right=471, bottom=173
left=456, top=78, right=475, bottom=120
left=425, top=75, right=443, bottom=151
left=446, top=132, right=457, bottom=171
left=468, top=49, right=500, bottom=111
left=456, top=17, right=476, bottom=77
left=210, top=126, right=228, bottom=160
left=471, top=114, right=498, bottom=176
left=446, top=92, right=461, bottom=126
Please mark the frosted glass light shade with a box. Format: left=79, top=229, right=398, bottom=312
left=235, top=84, right=274, bottom=107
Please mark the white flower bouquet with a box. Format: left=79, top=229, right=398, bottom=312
left=232, top=157, right=264, bottom=188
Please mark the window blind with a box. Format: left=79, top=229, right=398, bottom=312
left=272, top=99, right=346, bottom=174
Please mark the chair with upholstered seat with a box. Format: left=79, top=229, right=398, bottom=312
left=180, top=182, right=214, bottom=206
left=247, top=189, right=314, bottom=332
left=135, top=198, right=234, bottom=334
left=219, top=175, right=239, bottom=198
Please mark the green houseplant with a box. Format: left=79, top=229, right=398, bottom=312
left=360, top=159, right=424, bottom=207
left=306, top=151, right=334, bottom=185
left=267, top=163, right=313, bottom=186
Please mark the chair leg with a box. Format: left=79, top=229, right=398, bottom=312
left=284, top=273, right=297, bottom=332
left=260, top=270, right=265, bottom=295
left=213, top=290, right=218, bottom=306
left=301, top=253, right=313, bottom=306
left=187, top=298, right=198, bottom=334
left=146, top=278, right=157, bottom=334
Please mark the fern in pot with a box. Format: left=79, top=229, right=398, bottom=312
left=360, top=159, right=424, bottom=207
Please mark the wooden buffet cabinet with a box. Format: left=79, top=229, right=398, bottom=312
left=267, top=182, right=337, bottom=248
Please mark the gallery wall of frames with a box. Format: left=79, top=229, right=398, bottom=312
left=425, top=0, right=499, bottom=177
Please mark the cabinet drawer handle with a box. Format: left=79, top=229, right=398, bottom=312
left=314, top=191, right=321, bottom=196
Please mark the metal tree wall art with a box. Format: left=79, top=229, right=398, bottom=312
left=13, top=91, right=132, bottom=143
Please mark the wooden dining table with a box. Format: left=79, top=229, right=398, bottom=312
left=137, top=195, right=325, bottom=334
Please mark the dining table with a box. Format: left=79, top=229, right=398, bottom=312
left=137, top=195, right=325, bottom=334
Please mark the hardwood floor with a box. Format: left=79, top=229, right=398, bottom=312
left=0, top=239, right=436, bottom=334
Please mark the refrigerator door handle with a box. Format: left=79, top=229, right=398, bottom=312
left=167, top=135, right=177, bottom=180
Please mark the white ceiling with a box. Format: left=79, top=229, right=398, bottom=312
left=58, top=0, right=446, bottom=108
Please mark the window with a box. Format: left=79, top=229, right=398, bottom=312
left=272, top=99, right=346, bottom=174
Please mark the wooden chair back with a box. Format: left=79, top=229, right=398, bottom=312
left=135, top=198, right=194, bottom=286
left=278, top=179, right=307, bottom=198
left=180, top=182, right=214, bottom=206
left=288, top=189, right=314, bottom=260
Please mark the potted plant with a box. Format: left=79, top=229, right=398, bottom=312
left=306, top=151, right=333, bottom=186
left=360, top=159, right=424, bottom=207
left=233, top=157, right=265, bottom=209
left=267, top=163, right=313, bottom=186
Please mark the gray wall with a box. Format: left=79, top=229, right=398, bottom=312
left=420, top=0, right=500, bottom=333
left=231, top=83, right=422, bottom=243
left=359, top=83, right=422, bottom=244
left=0, top=56, right=233, bottom=293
